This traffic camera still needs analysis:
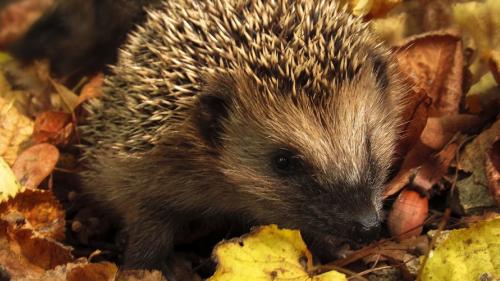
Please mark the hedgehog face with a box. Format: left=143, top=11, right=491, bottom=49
left=195, top=70, right=402, bottom=246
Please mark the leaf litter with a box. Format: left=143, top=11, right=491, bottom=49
left=0, top=0, right=499, bottom=280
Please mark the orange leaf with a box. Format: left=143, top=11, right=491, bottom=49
left=12, top=143, right=59, bottom=190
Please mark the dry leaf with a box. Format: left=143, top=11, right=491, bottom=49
left=420, top=115, right=481, bottom=151
left=387, top=189, right=428, bottom=241
left=452, top=119, right=500, bottom=214
left=0, top=95, right=34, bottom=165
left=12, top=143, right=60, bottom=190
left=33, top=111, right=73, bottom=145
left=453, top=0, right=500, bottom=81
left=350, top=0, right=402, bottom=18
left=386, top=114, right=482, bottom=197
left=66, top=262, right=118, bottom=281
left=77, top=73, right=104, bottom=105
left=413, top=142, right=459, bottom=191
left=0, top=190, right=70, bottom=277
left=394, top=31, right=464, bottom=117
left=0, top=156, right=23, bottom=202
left=0, top=220, right=46, bottom=280
left=396, top=87, right=432, bottom=158
left=49, top=78, right=79, bottom=113
left=0, top=189, right=65, bottom=241
left=485, top=138, right=500, bottom=205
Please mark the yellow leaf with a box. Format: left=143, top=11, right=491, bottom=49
left=0, top=95, right=34, bottom=165
left=0, top=52, right=11, bottom=64
left=209, top=225, right=346, bottom=281
left=351, top=0, right=401, bottom=18
left=421, top=218, right=500, bottom=281
left=0, top=156, right=23, bottom=202
left=453, top=0, right=500, bottom=81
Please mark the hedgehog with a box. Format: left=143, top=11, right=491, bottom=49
left=79, top=0, right=406, bottom=276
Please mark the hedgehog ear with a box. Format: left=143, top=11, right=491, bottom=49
left=194, top=73, right=235, bottom=147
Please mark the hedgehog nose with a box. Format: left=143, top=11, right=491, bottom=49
left=352, top=215, right=381, bottom=243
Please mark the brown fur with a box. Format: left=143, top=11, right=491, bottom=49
left=79, top=0, right=407, bottom=276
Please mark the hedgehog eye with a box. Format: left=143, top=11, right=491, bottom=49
left=272, top=150, right=299, bottom=175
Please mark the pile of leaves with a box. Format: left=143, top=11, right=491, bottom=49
left=0, top=0, right=499, bottom=280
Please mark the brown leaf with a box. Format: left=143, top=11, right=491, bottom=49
left=67, top=262, right=118, bottom=281
left=450, top=119, right=500, bottom=214
left=385, top=114, right=483, bottom=197
left=0, top=189, right=71, bottom=275
left=485, top=137, right=500, bottom=205
left=420, top=114, right=481, bottom=150
left=458, top=119, right=500, bottom=173
left=77, top=73, right=104, bottom=105
left=49, top=78, right=80, bottom=113
left=394, top=31, right=464, bottom=117
left=362, top=236, right=429, bottom=265
left=413, top=142, right=459, bottom=192
left=33, top=111, right=73, bottom=145
left=0, top=189, right=65, bottom=241
left=385, top=143, right=434, bottom=197
left=12, top=143, right=59, bottom=190
left=387, top=189, right=429, bottom=241
left=11, top=227, right=73, bottom=270
left=0, top=220, right=45, bottom=280
left=396, top=87, right=432, bottom=157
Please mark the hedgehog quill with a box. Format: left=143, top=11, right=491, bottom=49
left=79, top=0, right=407, bottom=276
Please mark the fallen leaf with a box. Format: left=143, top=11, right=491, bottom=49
left=11, top=227, right=73, bottom=270
left=0, top=95, right=34, bottom=165
left=66, top=262, right=118, bottom=281
left=33, top=111, right=73, bottom=145
left=371, top=13, right=408, bottom=46
left=77, top=73, right=104, bottom=105
left=453, top=0, right=500, bottom=81
left=0, top=189, right=70, bottom=276
left=485, top=138, right=500, bottom=205
left=362, top=236, right=429, bottom=265
left=465, top=72, right=500, bottom=114
left=420, top=217, right=500, bottom=281
left=209, top=225, right=346, bottom=281
left=12, top=143, right=59, bottom=190
left=0, top=189, right=65, bottom=241
left=451, top=119, right=500, bottom=214
left=0, top=220, right=45, bottom=280
left=50, top=78, right=79, bottom=113
left=420, top=115, right=481, bottom=150
left=394, top=31, right=464, bottom=117
left=387, top=189, right=429, bottom=241
left=412, top=142, right=459, bottom=191
left=0, top=156, right=22, bottom=202
left=350, top=0, right=402, bottom=18
left=396, top=87, right=431, bottom=158
left=385, top=114, right=483, bottom=197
